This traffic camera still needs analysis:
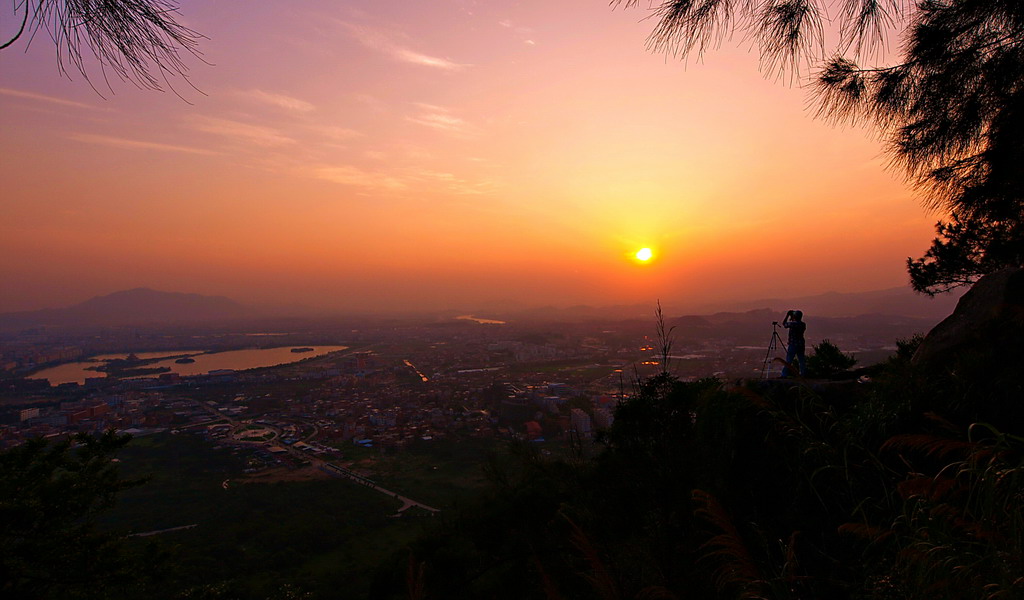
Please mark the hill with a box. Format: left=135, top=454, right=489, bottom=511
left=696, top=286, right=964, bottom=320
left=0, top=288, right=251, bottom=330
left=482, top=287, right=963, bottom=324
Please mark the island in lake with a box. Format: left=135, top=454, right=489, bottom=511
left=86, top=363, right=171, bottom=378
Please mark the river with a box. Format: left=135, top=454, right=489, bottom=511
left=455, top=315, right=506, bottom=325
left=29, top=346, right=349, bottom=386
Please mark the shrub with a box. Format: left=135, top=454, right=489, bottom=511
left=806, top=339, right=857, bottom=378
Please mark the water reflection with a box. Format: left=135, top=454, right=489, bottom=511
left=455, top=315, right=506, bottom=325
left=92, top=351, right=204, bottom=361
left=29, top=346, right=348, bottom=386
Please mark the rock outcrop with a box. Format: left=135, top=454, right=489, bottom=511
left=912, top=267, right=1024, bottom=367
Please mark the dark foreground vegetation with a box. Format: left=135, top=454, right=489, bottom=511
left=366, top=329, right=1023, bottom=600
left=3, top=294, right=1023, bottom=599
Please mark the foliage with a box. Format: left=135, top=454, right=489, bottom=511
left=9, top=341, right=1021, bottom=599
left=655, top=300, right=676, bottom=373
left=0, top=430, right=146, bottom=599
left=806, top=338, right=857, bottom=377
left=618, top=0, right=1024, bottom=292
left=100, top=431, right=437, bottom=600
left=367, top=439, right=587, bottom=599
left=0, top=0, right=202, bottom=90
left=383, top=330, right=1024, bottom=599
left=908, top=215, right=1024, bottom=295
left=2, top=428, right=447, bottom=600
left=894, top=334, right=924, bottom=361
left=870, top=422, right=1024, bottom=599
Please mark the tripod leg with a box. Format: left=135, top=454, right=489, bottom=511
left=779, top=333, right=794, bottom=377
left=761, top=331, right=778, bottom=379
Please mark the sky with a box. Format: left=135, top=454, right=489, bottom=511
left=0, top=0, right=940, bottom=314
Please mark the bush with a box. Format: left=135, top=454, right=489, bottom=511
left=806, top=339, right=857, bottom=378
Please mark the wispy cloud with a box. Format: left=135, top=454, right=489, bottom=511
left=69, top=133, right=217, bottom=155
left=412, top=169, right=458, bottom=182
left=187, top=115, right=296, bottom=146
left=413, top=102, right=447, bottom=112
left=408, top=113, right=470, bottom=132
left=392, top=48, right=464, bottom=70
left=340, top=22, right=467, bottom=71
left=307, top=161, right=491, bottom=195
left=0, top=87, right=95, bottom=110
left=408, top=168, right=496, bottom=195
left=407, top=105, right=477, bottom=137
left=313, top=165, right=406, bottom=191
left=244, top=89, right=315, bottom=112
left=497, top=18, right=536, bottom=44
left=319, top=125, right=363, bottom=141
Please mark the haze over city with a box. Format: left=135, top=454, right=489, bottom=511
left=1, top=0, right=937, bottom=313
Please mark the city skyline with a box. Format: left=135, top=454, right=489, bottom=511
left=0, top=0, right=939, bottom=313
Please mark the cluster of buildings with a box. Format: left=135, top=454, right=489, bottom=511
left=4, top=311, right=896, bottom=452
left=1, top=344, right=84, bottom=376
left=5, top=391, right=205, bottom=445
left=0, top=331, right=628, bottom=451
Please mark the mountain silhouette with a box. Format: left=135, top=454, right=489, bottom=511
left=691, top=287, right=964, bottom=320
left=0, top=288, right=250, bottom=330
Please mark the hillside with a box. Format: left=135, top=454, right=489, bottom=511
left=0, top=288, right=251, bottom=330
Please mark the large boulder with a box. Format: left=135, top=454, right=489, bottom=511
left=912, top=267, right=1024, bottom=367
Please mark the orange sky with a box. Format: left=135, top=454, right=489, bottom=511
left=0, top=0, right=938, bottom=313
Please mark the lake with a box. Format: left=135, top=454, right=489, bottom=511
left=29, top=346, right=349, bottom=386
left=456, top=315, right=506, bottom=325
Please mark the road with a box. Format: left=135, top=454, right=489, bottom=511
left=191, top=398, right=439, bottom=515
left=128, top=524, right=198, bottom=537
left=317, top=460, right=440, bottom=515
left=403, top=359, right=429, bottom=382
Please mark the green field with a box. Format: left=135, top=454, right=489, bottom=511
left=352, top=437, right=504, bottom=509
left=102, top=432, right=442, bottom=598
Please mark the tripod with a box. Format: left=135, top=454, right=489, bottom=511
left=761, top=322, right=787, bottom=379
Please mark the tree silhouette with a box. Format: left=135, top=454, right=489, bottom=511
left=806, top=338, right=857, bottom=377
left=617, top=0, right=1024, bottom=293
left=1, top=0, right=202, bottom=91
left=0, top=431, right=146, bottom=598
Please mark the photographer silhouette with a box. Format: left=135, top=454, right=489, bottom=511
left=780, top=310, right=806, bottom=377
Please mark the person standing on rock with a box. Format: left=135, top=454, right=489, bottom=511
left=781, top=310, right=807, bottom=377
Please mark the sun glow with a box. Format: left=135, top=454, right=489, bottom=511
left=635, top=247, right=653, bottom=262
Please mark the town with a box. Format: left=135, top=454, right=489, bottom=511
left=0, top=310, right=926, bottom=458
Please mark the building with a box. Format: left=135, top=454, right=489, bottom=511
left=570, top=408, right=593, bottom=439
left=592, top=407, right=614, bottom=430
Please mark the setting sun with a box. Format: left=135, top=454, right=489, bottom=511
left=0, top=0, right=933, bottom=314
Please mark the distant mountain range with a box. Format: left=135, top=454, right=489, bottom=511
left=0, top=288, right=252, bottom=331
left=661, top=308, right=942, bottom=348
left=696, top=286, right=964, bottom=321
left=0, top=285, right=966, bottom=332
left=496, top=287, right=964, bottom=323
